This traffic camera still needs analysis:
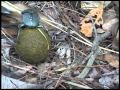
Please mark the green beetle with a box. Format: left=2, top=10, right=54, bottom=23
left=15, top=9, right=51, bottom=64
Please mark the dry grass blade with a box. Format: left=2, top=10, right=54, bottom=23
left=54, top=72, right=64, bottom=88
left=2, top=62, right=37, bottom=74
left=2, top=1, right=22, bottom=13
left=64, top=81, right=92, bottom=89
left=1, top=30, right=15, bottom=44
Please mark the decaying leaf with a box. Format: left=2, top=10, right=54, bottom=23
left=80, top=7, right=103, bottom=37
left=98, top=54, right=119, bottom=68
left=104, top=54, right=119, bottom=68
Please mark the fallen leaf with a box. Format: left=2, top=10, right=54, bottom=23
left=80, top=7, right=103, bottom=37
left=104, top=54, right=119, bottom=68
left=97, top=54, right=119, bottom=68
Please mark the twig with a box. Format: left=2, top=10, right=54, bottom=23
left=2, top=62, right=37, bottom=74
left=2, top=1, right=22, bottom=13
left=81, top=51, right=93, bottom=64
left=75, top=1, right=78, bottom=9
left=10, top=56, right=38, bottom=69
left=90, top=16, right=98, bottom=38
left=1, top=30, right=15, bottom=44
left=40, top=2, right=47, bottom=11
left=54, top=72, right=64, bottom=88
left=10, top=80, right=19, bottom=89
left=64, top=81, right=92, bottom=89
left=77, top=16, right=101, bottom=79
left=76, top=64, right=109, bottom=68
left=2, top=28, right=14, bottom=39
left=63, top=13, right=78, bottom=29
left=71, top=48, right=87, bottom=56
left=18, top=72, right=34, bottom=81
left=72, top=42, right=76, bottom=63
left=77, top=17, right=113, bottom=79
left=77, top=48, right=101, bottom=79
left=59, top=83, right=67, bottom=89
left=59, top=7, right=86, bottom=17
left=73, top=31, right=92, bottom=45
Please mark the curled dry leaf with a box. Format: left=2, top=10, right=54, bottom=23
left=80, top=7, right=103, bottom=37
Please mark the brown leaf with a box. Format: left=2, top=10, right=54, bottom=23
left=80, top=7, right=103, bottom=37
left=104, top=54, right=119, bottom=68
left=98, top=54, right=119, bottom=68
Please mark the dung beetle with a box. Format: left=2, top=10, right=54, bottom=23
left=21, top=9, right=40, bottom=28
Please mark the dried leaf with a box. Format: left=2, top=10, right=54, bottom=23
left=80, top=7, right=103, bottom=37
left=98, top=54, right=119, bottom=68
left=104, top=54, right=119, bottom=68
left=109, top=59, right=119, bottom=68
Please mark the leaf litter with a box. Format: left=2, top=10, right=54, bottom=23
left=1, top=1, right=119, bottom=89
